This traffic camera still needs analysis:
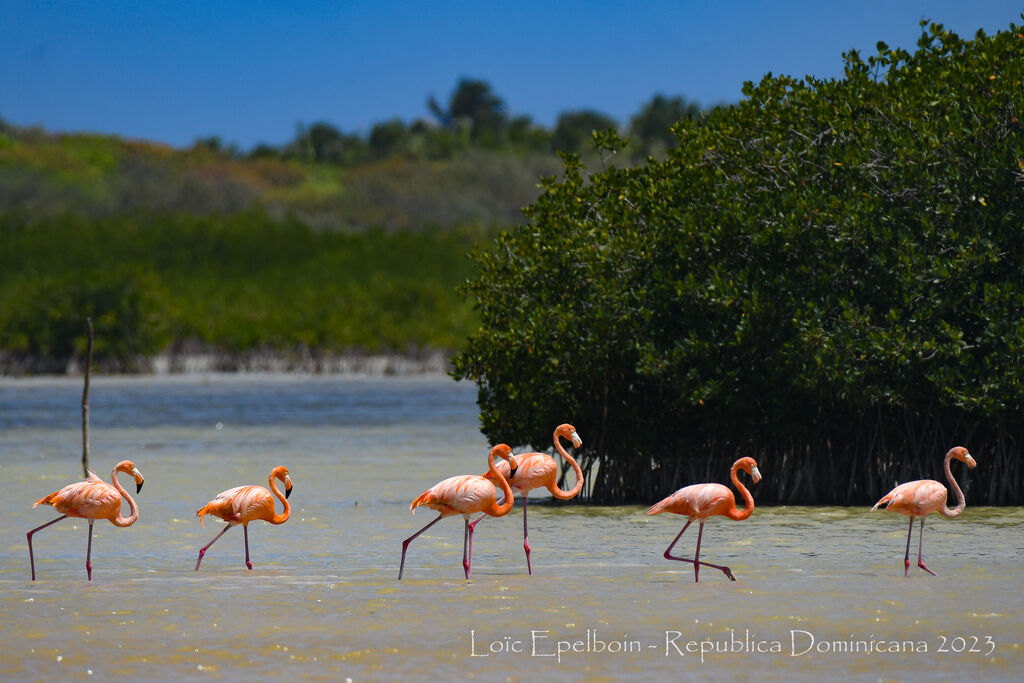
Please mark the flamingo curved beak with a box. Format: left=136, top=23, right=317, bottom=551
left=284, top=475, right=293, bottom=499
left=751, top=466, right=762, bottom=484
left=132, top=467, right=145, bottom=493
left=507, top=453, right=518, bottom=479
left=965, top=454, right=977, bottom=469
left=571, top=431, right=582, bottom=448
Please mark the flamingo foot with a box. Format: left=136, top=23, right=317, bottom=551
left=86, top=561, right=92, bottom=581
left=195, top=550, right=206, bottom=571
left=246, top=560, right=253, bottom=571
left=398, top=541, right=411, bottom=580
left=918, top=561, right=937, bottom=576
left=524, top=539, right=532, bottom=576
left=721, top=566, right=736, bottom=581
left=904, top=558, right=911, bottom=577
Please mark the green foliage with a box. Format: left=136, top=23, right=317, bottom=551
left=428, top=78, right=510, bottom=146
left=453, top=21, right=1024, bottom=504
left=551, top=110, right=620, bottom=153
left=628, top=94, right=701, bottom=158
left=2, top=265, right=169, bottom=370
left=0, top=210, right=480, bottom=368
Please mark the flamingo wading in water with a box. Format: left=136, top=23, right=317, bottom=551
left=872, top=446, right=976, bottom=576
left=27, top=460, right=145, bottom=581
left=399, top=444, right=516, bottom=580
left=647, top=457, right=761, bottom=582
left=476, top=423, right=584, bottom=574
left=195, top=466, right=293, bottom=571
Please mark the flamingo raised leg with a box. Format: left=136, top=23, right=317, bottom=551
left=27, top=460, right=145, bottom=581
left=474, top=423, right=584, bottom=574
left=872, top=446, right=976, bottom=576
left=647, top=457, right=761, bottom=582
left=399, top=444, right=516, bottom=580
left=195, top=466, right=293, bottom=571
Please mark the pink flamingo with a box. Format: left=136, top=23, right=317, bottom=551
left=399, top=444, right=516, bottom=580
left=872, top=446, right=976, bottom=576
left=647, top=457, right=761, bottom=582
left=194, top=466, right=293, bottom=571
left=27, top=460, right=145, bottom=581
left=476, top=423, right=583, bottom=574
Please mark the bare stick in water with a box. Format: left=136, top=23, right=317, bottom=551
left=82, top=317, right=94, bottom=478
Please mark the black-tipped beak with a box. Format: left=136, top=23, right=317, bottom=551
left=285, top=484, right=293, bottom=499
left=136, top=481, right=144, bottom=494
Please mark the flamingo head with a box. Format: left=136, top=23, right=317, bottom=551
left=556, top=423, right=583, bottom=449
left=489, top=444, right=517, bottom=476
left=949, top=446, right=976, bottom=470
left=736, top=457, right=761, bottom=484
left=271, top=466, right=293, bottom=499
left=490, top=444, right=515, bottom=464
left=116, top=460, right=145, bottom=493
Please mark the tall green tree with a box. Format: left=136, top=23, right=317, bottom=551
left=428, top=78, right=509, bottom=145
left=550, top=109, right=619, bottom=153
left=454, top=21, right=1024, bottom=505
left=286, top=121, right=367, bottom=164
left=628, top=94, right=701, bottom=157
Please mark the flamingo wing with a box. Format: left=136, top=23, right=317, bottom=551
left=34, top=474, right=121, bottom=520
left=411, top=475, right=496, bottom=515
left=648, top=483, right=733, bottom=518
left=873, top=479, right=947, bottom=516
left=506, top=453, right=557, bottom=493
left=197, top=485, right=272, bottom=526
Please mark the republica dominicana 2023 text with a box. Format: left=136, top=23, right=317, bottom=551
left=469, top=628, right=996, bottom=664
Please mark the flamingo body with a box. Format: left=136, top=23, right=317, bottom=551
left=872, top=479, right=948, bottom=518
left=478, top=423, right=583, bottom=574
left=411, top=474, right=501, bottom=518
left=399, top=444, right=515, bottom=580
left=194, top=466, right=293, bottom=571
left=35, top=473, right=131, bottom=522
left=27, top=460, right=145, bottom=581
left=647, top=457, right=761, bottom=582
left=197, top=484, right=282, bottom=527
left=872, top=446, right=976, bottom=576
left=646, top=482, right=736, bottom=520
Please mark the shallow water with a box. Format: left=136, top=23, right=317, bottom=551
left=1, top=375, right=1021, bottom=681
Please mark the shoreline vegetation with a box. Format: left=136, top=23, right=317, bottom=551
left=0, top=80, right=701, bottom=379
left=0, top=346, right=453, bottom=377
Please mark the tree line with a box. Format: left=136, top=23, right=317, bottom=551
left=193, top=80, right=705, bottom=164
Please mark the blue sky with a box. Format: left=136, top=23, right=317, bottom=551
left=2, top=1, right=1021, bottom=150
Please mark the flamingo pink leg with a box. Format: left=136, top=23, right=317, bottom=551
left=663, top=520, right=737, bottom=582
left=195, top=524, right=232, bottom=571
left=471, top=493, right=534, bottom=574
left=398, top=513, right=443, bottom=580
left=463, top=517, right=473, bottom=579
left=522, top=495, right=532, bottom=575
left=243, top=525, right=253, bottom=570
left=917, top=518, right=936, bottom=576
left=26, top=514, right=68, bottom=581
left=903, top=517, right=914, bottom=576
left=85, top=520, right=95, bottom=581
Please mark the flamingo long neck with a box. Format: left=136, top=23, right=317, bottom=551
left=549, top=432, right=584, bottom=500
left=725, top=464, right=755, bottom=521
left=484, top=453, right=515, bottom=517
left=939, top=453, right=967, bottom=519
left=268, top=475, right=291, bottom=525
left=110, top=467, right=139, bottom=528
